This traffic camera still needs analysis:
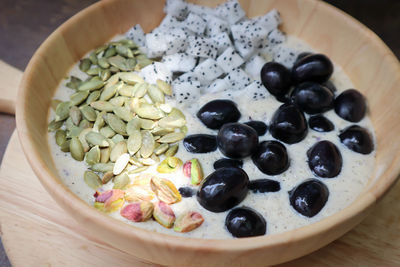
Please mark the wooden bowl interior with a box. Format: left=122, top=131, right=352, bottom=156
left=16, top=0, right=400, bottom=265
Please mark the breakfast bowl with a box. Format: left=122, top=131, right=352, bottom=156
left=16, top=0, right=400, bottom=266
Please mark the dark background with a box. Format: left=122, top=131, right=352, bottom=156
left=0, top=0, right=399, bottom=266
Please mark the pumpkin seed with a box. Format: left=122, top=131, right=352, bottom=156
left=60, top=140, right=70, bottom=152
left=85, top=145, right=100, bottom=165
left=91, top=163, right=114, bottom=172
left=159, top=132, right=185, bottom=143
left=90, top=101, right=114, bottom=112
left=140, top=131, right=155, bottom=158
left=100, top=82, right=121, bottom=101
left=139, top=157, right=156, bottom=166
left=127, top=130, right=142, bottom=155
left=148, top=84, right=165, bottom=103
left=109, top=96, right=127, bottom=107
left=106, top=113, right=127, bottom=135
left=55, top=130, right=67, bottom=146
left=70, top=137, right=84, bottom=161
left=95, top=44, right=108, bottom=54
left=113, top=106, right=134, bottom=122
left=89, top=51, right=98, bottom=64
left=158, top=108, right=186, bottom=128
left=108, top=55, right=128, bottom=71
left=111, top=134, right=125, bottom=144
left=156, top=79, right=172, bottom=96
left=165, top=144, right=179, bottom=157
left=180, top=125, right=188, bottom=134
left=66, top=76, right=82, bottom=90
left=113, top=172, right=130, bottom=189
left=154, top=143, right=169, bottom=155
left=93, top=111, right=106, bottom=132
left=86, top=67, right=101, bottom=76
left=79, top=119, right=92, bottom=129
left=78, top=79, right=104, bottom=91
left=116, top=44, right=133, bottom=58
left=136, top=57, right=153, bottom=69
left=51, top=99, right=62, bottom=111
left=100, top=147, right=111, bottom=163
left=86, top=90, right=101, bottom=104
left=100, top=69, right=111, bottom=81
left=120, top=72, right=144, bottom=85
left=86, top=131, right=109, bottom=147
left=48, top=119, right=63, bottom=132
left=113, top=153, right=130, bottom=175
left=109, top=66, right=119, bottom=73
left=98, top=57, right=110, bottom=68
left=128, top=166, right=149, bottom=174
left=80, top=105, right=97, bottom=122
left=118, top=84, right=136, bottom=97
left=129, top=156, right=143, bottom=167
left=102, top=171, right=114, bottom=184
left=70, top=90, right=89, bottom=106
left=84, top=171, right=102, bottom=189
left=159, top=103, right=172, bottom=113
left=110, top=141, right=127, bottom=162
left=65, top=117, right=74, bottom=130
left=104, top=46, right=116, bottom=58
left=139, top=118, right=156, bottom=130
left=69, top=106, right=81, bottom=126
left=99, top=126, right=115, bottom=138
left=79, top=128, right=92, bottom=152
left=136, top=103, right=164, bottom=120
left=79, top=58, right=91, bottom=72
left=55, top=101, right=70, bottom=121
left=134, top=83, right=148, bottom=98
left=125, top=58, right=137, bottom=71
left=126, top=117, right=141, bottom=135
left=151, top=127, right=174, bottom=136
left=67, top=125, right=84, bottom=138
left=105, top=73, right=120, bottom=90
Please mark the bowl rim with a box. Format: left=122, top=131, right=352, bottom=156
left=16, top=0, right=400, bottom=253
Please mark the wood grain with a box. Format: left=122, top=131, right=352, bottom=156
left=0, top=60, right=22, bottom=114
left=0, top=132, right=399, bottom=266
left=11, top=0, right=400, bottom=266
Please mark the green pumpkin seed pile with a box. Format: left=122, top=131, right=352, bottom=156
left=48, top=39, right=187, bottom=190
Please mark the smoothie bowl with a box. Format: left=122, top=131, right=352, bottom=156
left=16, top=0, right=400, bottom=266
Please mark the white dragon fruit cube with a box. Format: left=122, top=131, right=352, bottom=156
left=216, top=47, right=244, bottom=73
left=187, top=2, right=216, bottom=17
left=232, top=80, right=269, bottom=101
left=271, top=44, right=298, bottom=68
left=267, top=29, right=286, bottom=46
left=186, top=36, right=218, bottom=59
left=231, top=20, right=269, bottom=51
left=234, top=40, right=257, bottom=60
left=193, top=58, right=224, bottom=86
left=164, top=0, right=189, bottom=20
left=173, top=81, right=202, bottom=107
left=184, top=12, right=207, bottom=35
left=145, top=32, right=168, bottom=58
left=244, top=55, right=267, bottom=80
left=203, top=78, right=230, bottom=94
left=223, top=68, right=252, bottom=89
left=173, top=71, right=199, bottom=85
left=158, top=14, right=183, bottom=31
left=162, top=53, right=197, bottom=73
left=140, top=62, right=172, bottom=84
left=204, top=14, right=230, bottom=37
left=254, top=9, right=282, bottom=32
left=164, top=28, right=189, bottom=55
left=211, top=32, right=233, bottom=55
left=215, top=0, right=246, bottom=25
left=125, top=24, right=146, bottom=47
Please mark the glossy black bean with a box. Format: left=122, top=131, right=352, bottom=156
left=292, top=54, right=334, bottom=84
left=248, top=179, right=281, bottom=193
left=197, top=99, right=241, bottom=129
left=213, top=158, right=243, bottom=169
left=289, top=179, right=329, bottom=217
left=183, top=134, right=217, bottom=153
left=308, top=115, right=334, bottom=132
left=251, top=141, right=289, bottom=175
left=290, top=82, right=334, bottom=114
left=339, top=125, right=374, bottom=154
left=197, top=167, right=249, bottom=212
left=244, top=121, right=268, bottom=136
left=225, top=207, right=266, bottom=237
left=260, top=62, right=292, bottom=97
left=307, top=140, right=342, bottom=178
left=334, top=89, right=366, bottom=122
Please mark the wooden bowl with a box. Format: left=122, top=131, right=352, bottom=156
left=16, top=0, right=400, bottom=266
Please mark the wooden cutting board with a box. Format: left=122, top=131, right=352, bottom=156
left=0, top=60, right=399, bottom=266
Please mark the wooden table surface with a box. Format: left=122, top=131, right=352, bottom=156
left=0, top=0, right=399, bottom=266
